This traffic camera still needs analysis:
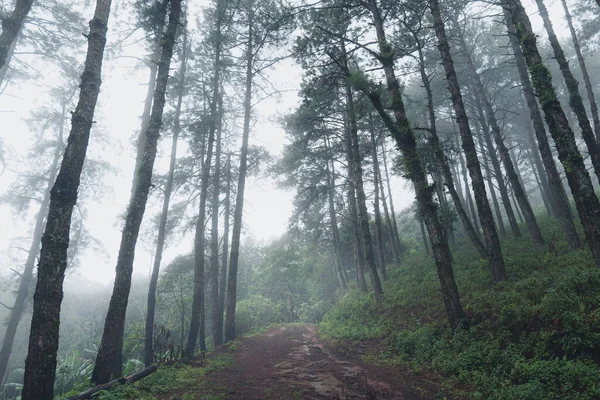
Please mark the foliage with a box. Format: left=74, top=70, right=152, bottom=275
left=320, top=214, right=600, bottom=398
left=57, top=354, right=234, bottom=400
left=235, top=295, right=285, bottom=336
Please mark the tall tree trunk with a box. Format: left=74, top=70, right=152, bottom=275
left=477, top=130, right=505, bottom=236
left=225, top=2, right=252, bottom=342
left=363, top=0, right=466, bottom=330
left=210, top=97, right=223, bottom=346
left=560, top=0, right=600, bottom=143
left=345, top=76, right=383, bottom=302
left=380, top=141, right=402, bottom=255
left=535, top=0, right=600, bottom=182
left=456, top=138, right=480, bottom=235
left=430, top=0, right=507, bottom=283
left=375, top=143, right=401, bottom=264
left=218, top=154, right=231, bottom=341
left=455, top=22, right=545, bottom=246
left=187, top=0, right=227, bottom=355
left=344, top=113, right=368, bottom=292
left=474, top=96, right=520, bottom=237
left=91, top=0, right=180, bottom=383
left=526, top=124, right=553, bottom=216
left=505, top=0, right=600, bottom=266
left=143, top=30, right=187, bottom=368
left=504, top=6, right=580, bottom=250
left=416, top=44, right=486, bottom=257
left=22, top=0, right=112, bottom=397
left=130, top=11, right=165, bottom=201
left=0, top=0, right=34, bottom=71
left=0, top=102, right=65, bottom=384
left=369, top=121, right=387, bottom=280
left=324, top=137, right=347, bottom=288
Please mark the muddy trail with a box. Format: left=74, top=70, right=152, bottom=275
left=188, top=324, right=455, bottom=399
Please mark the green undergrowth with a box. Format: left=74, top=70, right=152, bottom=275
left=320, top=216, right=600, bottom=399
left=58, top=354, right=234, bottom=400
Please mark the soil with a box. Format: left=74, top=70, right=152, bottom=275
left=187, top=324, right=458, bottom=400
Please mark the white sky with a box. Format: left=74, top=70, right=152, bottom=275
left=0, top=0, right=572, bottom=285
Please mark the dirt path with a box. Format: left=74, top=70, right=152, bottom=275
left=199, top=324, right=454, bottom=399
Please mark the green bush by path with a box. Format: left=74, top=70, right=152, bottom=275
left=320, top=215, right=600, bottom=399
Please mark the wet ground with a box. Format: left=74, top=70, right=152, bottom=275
left=201, top=324, right=456, bottom=399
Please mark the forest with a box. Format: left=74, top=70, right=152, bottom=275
left=1, top=0, right=600, bottom=398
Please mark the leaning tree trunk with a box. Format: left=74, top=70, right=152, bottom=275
left=0, top=26, right=21, bottom=90
left=535, top=0, right=600, bottom=183
left=345, top=78, right=383, bottom=302
left=224, top=3, right=252, bottom=342
left=187, top=0, right=225, bottom=355
left=561, top=0, right=600, bottom=143
left=455, top=22, right=545, bottom=247
left=369, top=120, right=388, bottom=280
left=91, top=0, right=180, bottom=384
left=505, top=0, right=600, bottom=266
left=21, top=0, right=112, bottom=397
left=0, top=102, right=65, bottom=384
left=143, top=29, right=187, bottom=368
left=363, top=0, right=466, bottom=330
left=210, top=97, right=224, bottom=347
left=130, top=7, right=166, bottom=201
left=0, top=0, right=34, bottom=71
left=416, top=44, right=487, bottom=258
left=430, top=0, right=507, bottom=283
left=504, top=6, right=579, bottom=251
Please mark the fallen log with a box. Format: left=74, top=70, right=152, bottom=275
left=65, top=365, right=158, bottom=400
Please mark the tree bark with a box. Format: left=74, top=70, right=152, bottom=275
left=363, top=0, right=466, bottom=330
left=505, top=0, right=600, bottom=266
left=144, top=30, right=187, bottom=368
left=225, top=1, right=252, bottom=342
left=0, top=101, right=65, bottom=384
left=0, top=0, right=34, bottom=71
left=210, top=97, right=224, bottom=346
left=430, top=0, right=507, bottom=283
left=91, top=0, right=180, bottom=384
left=22, top=0, right=112, bottom=397
left=535, top=0, right=600, bottom=183
left=369, top=120, right=388, bottom=280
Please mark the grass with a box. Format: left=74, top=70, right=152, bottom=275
left=58, top=354, right=234, bottom=400
left=320, top=215, right=600, bottom=399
